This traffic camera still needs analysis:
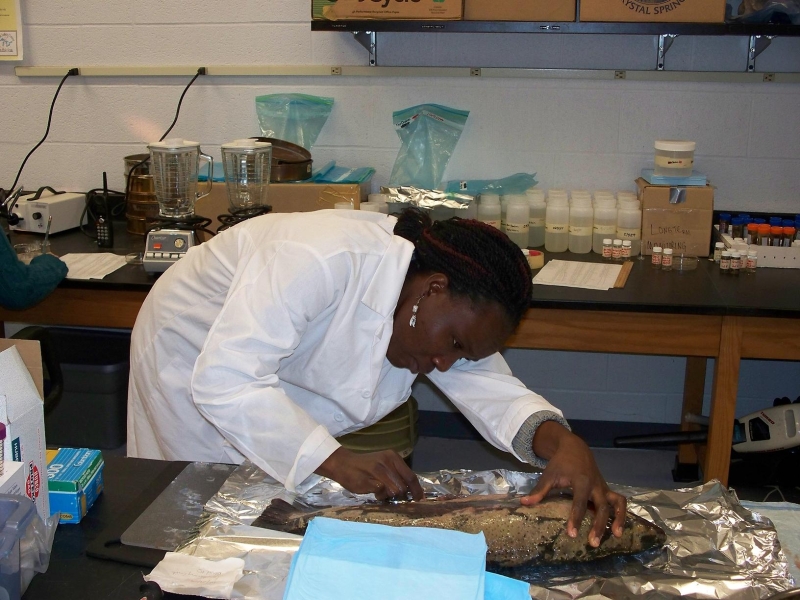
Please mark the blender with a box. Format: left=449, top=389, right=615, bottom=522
left=143, top=138, right=213, bottom=273
left=217, top=139, right=273, bottom=232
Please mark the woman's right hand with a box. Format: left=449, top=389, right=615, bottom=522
left=316, top=447, right=424, bottom=501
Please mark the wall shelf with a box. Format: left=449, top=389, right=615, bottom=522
left=312, top=20, right=800, bottom=71
left=310, top=20, right=800, bottom=36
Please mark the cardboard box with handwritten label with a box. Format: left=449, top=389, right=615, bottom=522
left=637, top=177, right=715, bottom=257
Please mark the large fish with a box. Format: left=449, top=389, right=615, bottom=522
left=253, top=494, right=666, bottom=568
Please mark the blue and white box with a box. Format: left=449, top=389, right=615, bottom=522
left=46, top=448, right=104, bottom=524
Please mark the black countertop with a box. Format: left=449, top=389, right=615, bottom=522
left=8, top=221, right=800, bottom=319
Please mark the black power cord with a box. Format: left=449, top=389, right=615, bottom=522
left=0, top=69, right=78, bottom=224
left=123, top=67, right=207, bottom=217
left=3, top=68, right=79, bottom=197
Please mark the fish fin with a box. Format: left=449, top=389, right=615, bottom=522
left=252, top=498, right=311, bottom=534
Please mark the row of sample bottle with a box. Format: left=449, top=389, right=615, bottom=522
left=475, top=188, right=643, bottom=256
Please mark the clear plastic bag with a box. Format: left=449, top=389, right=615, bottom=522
left=729, top=0, right=800, bottom=23
left=388, top=104, right=469, bottom=191
left=444, top=172, right=538, bottom=198
left=20, top=512, right=59, bottom=593
left=255, top=94, right=334, bottom=151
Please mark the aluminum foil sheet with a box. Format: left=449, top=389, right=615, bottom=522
left=381, top=185, right=473, bottom=210
left=176, top=461, right=795, bottom=600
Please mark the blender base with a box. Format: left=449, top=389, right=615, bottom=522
left=142, top=216, right=212, bottom=273
left=143, top=228, right=197, bottom=273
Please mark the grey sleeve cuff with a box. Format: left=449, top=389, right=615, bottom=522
left=511, top=410, right=572, bottom=469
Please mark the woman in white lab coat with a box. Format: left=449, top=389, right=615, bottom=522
left=128, top=207, right=626, bottom=546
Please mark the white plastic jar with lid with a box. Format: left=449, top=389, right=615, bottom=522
left=592, top=196, right=617, bottom=254
left=616, top=202, right=642, bottom=257
left=568, top=197, right=593, bottom=254
left=478, top=193, right=501, bottom=229
left=505, top=196, right=530, bottom=249
left=526, top=189, right=546, bottom=248
left=654, top=140, right=696, bottom=178
left=545, top=194, right=570, bottom=253
left=503, top=193, right=527, bottom=233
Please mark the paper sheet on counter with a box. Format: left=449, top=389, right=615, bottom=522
left=61, top=253, right=127, bottom=280
left=145, top=553, right=245, bottom=599
left=532, top=260, right=622, bottom=291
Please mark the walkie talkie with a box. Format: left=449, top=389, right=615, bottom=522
left=96, top=171, right=114, bottom=248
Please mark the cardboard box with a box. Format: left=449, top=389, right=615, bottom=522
left=580, top=0, right=725, bottom=22
left=0, top=462, right=25, bottom=497
left=313, top=0, right=463, bottom=21
left=196, top=180, right=370, bottom=233
left=46, top=448, right=104, bottom=524
left=465, top=0, right=575, bottom=22
left=0, top=341, right=50, bottom=521
left=638, top=177, right=714, bottom=257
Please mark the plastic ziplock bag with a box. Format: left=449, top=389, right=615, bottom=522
left=255, top=94, right=334, bottom=151
left=729, top=0, right=800, bottom=23
left=21, top=509, right=59, bottom=594
left=310, top=161, right=375, bottom=184
left=444, top=173, right=538, bottom=198
left=388, top=104, right=469, bottom=191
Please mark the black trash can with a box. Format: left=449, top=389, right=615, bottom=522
left=20, top=327, right=130, bottom=450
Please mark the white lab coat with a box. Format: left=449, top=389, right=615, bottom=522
left=128, top=210, right=563, bottom=491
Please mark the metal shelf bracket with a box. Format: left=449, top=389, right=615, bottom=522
left=353, top=31, right=377, bottom=66
left=748, top=35, right=774, bottom=72
left=657, top=34, right=678, bottom=71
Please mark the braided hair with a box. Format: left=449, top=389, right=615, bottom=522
left=394, top=207, right=532, bottom=326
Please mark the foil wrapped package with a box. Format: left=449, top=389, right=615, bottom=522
left=380, top=185, right=474, bottom=211
left=175, top=462, right=795, bottom=600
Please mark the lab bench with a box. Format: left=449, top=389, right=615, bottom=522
left=3, top=221, right=800, bottom=487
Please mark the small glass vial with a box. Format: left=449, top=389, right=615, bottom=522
left=758, top=224, right=771, bottom=245
left=718, top=213, right=731, bottom=235
left=651, top=246, right=663, bottom=268
left=612, top=239, right=623, bottom=261
left=621, top=240, right=632, bottom=259
left=784, top=227, right=797, bottom=247
left=602, top=238, right=613, bottom=261
left=770, top=226, right=783, bottom=246
left=661, top=248, right=673, bottom=271
left=720, top=251, right=731, bottom=273
left=746, top=223, right=758, bottom=245
left=745, top=250, right=758, bottom=273
left=729, top=251, right=741, bottom=276
left=713, top=242, right=724, bottom=263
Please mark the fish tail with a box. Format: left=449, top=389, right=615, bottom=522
left=252, top=498, right=311, bottom=534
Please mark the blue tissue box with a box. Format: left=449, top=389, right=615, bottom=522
left=46, top=448, right=104, bottom=524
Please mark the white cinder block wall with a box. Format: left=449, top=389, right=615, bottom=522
left=2, top=1, right=799, bottom=424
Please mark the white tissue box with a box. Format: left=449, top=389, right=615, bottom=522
left=0, top=341, right=50, bottom=521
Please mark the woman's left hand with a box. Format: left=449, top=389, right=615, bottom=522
left=520, top=421, right=627, bottom=548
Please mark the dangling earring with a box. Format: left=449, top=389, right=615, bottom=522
left=409, top=293, right=425, bottom=328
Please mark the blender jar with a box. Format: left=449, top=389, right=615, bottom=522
left=221, top=139, right=272, bottom=213
left=147, top=139, right=213, bottom=219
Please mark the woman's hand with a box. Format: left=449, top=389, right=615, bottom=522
left=316, top=447, right=424, bottom=501
left=521, top=421, right=627, bottom=547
